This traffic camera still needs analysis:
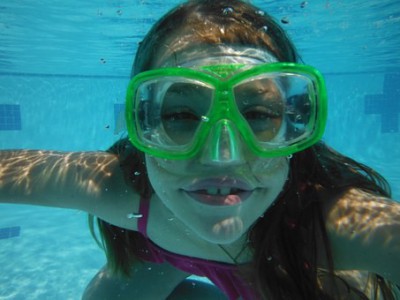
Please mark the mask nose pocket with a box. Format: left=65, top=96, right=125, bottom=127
left=201, top=119, right=245, bottom=165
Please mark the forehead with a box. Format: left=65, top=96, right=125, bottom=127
left=153, top=44, right=278, bottom=69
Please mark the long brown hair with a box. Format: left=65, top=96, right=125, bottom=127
left=89, top=1, right=397, bottom=298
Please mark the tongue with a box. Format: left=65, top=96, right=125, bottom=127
left=223, top=194, right=241, bottom=205
left=188, top=191, right=245, bottom=206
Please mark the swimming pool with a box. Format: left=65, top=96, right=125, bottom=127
left=0, top=1, right=399, bottom=299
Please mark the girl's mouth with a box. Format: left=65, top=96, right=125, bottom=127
left=183, top=178, right=254, bottom=206
left=185, top=189, right=252, bottom=206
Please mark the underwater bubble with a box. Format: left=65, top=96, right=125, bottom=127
left=260, top=25, right=268, bottom=33
left=255, top=10, right=265, bottom=16
left=201, top=116, right=209, bottom=122
left=134, top=171, right=141, bottom=176
left=127, top=213, right=143, bottom=219
left=300, top=1, right=308, bottom=8
left=222, top=6, right=234, bottom=15
left=281, top=17, right=290, bottom=24
left=287, top=154, right=293, bottom=159
left=267, top=256, right=273, bottom=261
left=295, top=115, right=303, bottom=122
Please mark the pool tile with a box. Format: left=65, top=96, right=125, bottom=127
left=365, top=73, right=400, bottom=133
left=0, top=104, right=22, bottom=130
left=0, top=226, right=21, bottom=240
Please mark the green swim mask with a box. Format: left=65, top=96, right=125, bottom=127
left=125, top=63, right=327, bottom=160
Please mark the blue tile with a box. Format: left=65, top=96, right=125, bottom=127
left=114, top=103, right=125, bottom=121
left=114, top=103, right=126, bottom=133
left=0, top=104, right=22, bottom=130
left=364, top=73, right=400, bottom=133
left=0, top=226, right=21, bottom=240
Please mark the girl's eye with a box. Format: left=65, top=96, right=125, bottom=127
left=162, top=110, right=200, bottom=122
left=242, top=106, right=281, bottom=121
left=161, top=109, right=202, bottom=145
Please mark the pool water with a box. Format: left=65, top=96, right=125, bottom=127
left=0, top=1, right=399, bottom=299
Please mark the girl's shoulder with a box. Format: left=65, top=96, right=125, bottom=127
left=323, top=188, right=400, bottom=286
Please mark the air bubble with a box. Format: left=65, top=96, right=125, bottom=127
left=295, top=115, right=303, bottom=122
left=201, top=116, right=209, bottom=122
left=300, top=1, right=308, bottom=8
left=267, top=256, right=273, bottom=261
left=134, top=171, right=141, bottom=176
left=260, top=25, right=268, bottom=33
left=281, top=17, right=290, bottom=24
left=222, top=7, right=234, bottom=15
left=127, top=213, right=143, bottom=219
left=255, top=10, right=265, bottom=16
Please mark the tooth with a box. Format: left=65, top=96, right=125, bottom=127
left=220, top=187, right=231, bottom=195
left=207, top=187, right=218, bottom=195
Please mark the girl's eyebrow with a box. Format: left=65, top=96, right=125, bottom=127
left=166, top=83, right=212, bottom=94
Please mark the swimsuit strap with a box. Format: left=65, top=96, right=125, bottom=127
left=137, top=195, right=150, bottom=237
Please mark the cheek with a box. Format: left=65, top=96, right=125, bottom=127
left=145, top=156, right=166, bottom=193
left=145, top=155, right=187, bottom=194
left=146, top=155, right=188, bottom=175
left=250, top=157, right=289, bottom=181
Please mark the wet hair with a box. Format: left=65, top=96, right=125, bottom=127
left=89, top=1, right=398, bottom=299
left=132, top=0, right=298, bottom=75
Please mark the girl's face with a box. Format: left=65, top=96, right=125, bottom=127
left=145, top=45, right=289, bottom=244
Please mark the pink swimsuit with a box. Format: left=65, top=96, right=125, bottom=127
left=134, top=196, right=258, bottom=300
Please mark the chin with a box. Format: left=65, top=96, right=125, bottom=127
left=197, top=216, right=246, bottom=244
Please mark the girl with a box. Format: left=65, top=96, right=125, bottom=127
left=1, top=1, right=399, bottom=299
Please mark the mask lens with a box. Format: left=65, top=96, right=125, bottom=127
left=134, top=77, right=214, bottom=151
left=233, top=72, right=317, bottom=148
left=233, top=75, right=285, bottom=142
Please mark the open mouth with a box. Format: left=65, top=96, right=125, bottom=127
left=184, top=182, right=254, bottom=206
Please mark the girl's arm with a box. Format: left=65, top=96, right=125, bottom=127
left=324, top=188, right=400, bottom=285
left=0, top=150, right=140, bottom=230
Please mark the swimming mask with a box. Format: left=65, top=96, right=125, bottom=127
left=125, top=63, right=327, bottom=159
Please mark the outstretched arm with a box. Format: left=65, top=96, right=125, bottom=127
left=325, top=188, right=400, bottom=286
left=0, top=150, right=140, bottom=230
